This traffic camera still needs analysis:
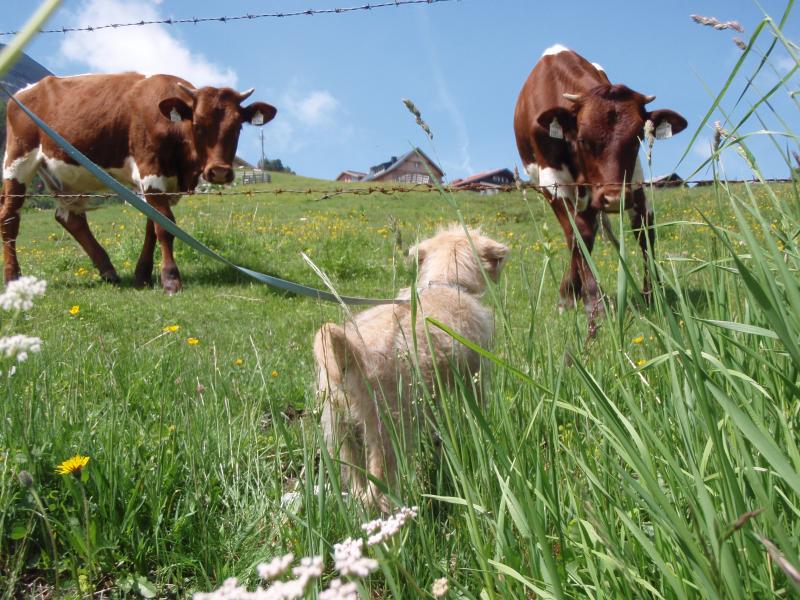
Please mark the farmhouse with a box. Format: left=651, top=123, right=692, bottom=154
left=451, top=168, right=515, bottom=194
left=647, top=173, right=684, bottom=188
left=335, top=170, right=367, bottom=182
left=359, top=148, right=443, bottom=184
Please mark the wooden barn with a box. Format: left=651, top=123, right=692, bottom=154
left=361, top=148, right=443, bottom=184
left=451, top=168, right=515, bottom=194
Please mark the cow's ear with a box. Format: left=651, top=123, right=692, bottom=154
left=242, top=102, right=277, bottom=126
left=536, top=107, right=576, bottom=140
left=647, top=109, right=688, bottom=140
left=159, top=98, right=192, bottom=122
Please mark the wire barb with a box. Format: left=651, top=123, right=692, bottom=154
left=0, top=0, right=459, bottom=37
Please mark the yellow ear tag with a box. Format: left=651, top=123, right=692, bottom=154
left=169, top=107, right=182, bottom=122
left=549, top=119, right=564, bottom=140
left=251, top=111, right=264, bottom=125
left=655, top=121, right=672, bottom=140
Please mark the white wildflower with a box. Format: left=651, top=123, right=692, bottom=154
left=291, top=555, right=323, bottom=581
left=193, top=577, right=246, bottom=600
left=362, top=506, right=418, bottom=546
left=320, top=578, right=359, bottom=600
left=333, top=537, right=378, bottom=577
left=0, top=276, right=46, bottom=311
left=432, top=577, right=449, bottom=597
left=257, top=554, right=294, bottom=581
left=0, top=334, right=42, bottom=362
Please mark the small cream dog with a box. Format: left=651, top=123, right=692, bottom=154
left=313, top=224, right=508, bottom=509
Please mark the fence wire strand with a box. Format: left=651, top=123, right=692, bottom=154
left=3, top=178, right=792, bottom=201
left=0, top=0, right=459, bottom=37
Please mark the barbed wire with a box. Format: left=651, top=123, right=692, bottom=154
left=0, top=0, right=459, bottom=37
left=3, top=178, right=793, bottom=200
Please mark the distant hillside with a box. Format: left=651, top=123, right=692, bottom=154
left=0, top=44, right=53, bottom=95
left=1, top=45, right=53, bottom=154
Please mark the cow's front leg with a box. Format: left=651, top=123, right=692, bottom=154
left=630, top=189, right=657, bottom=302
left=554, top=201, right=603, bottom=330
left=134, top=218, right=156, bottom=288
left=146, top=194, right=182, bottom=294
left=55, top=209, right=120, bottom=283
left=1, top=179, right=27, bottom=283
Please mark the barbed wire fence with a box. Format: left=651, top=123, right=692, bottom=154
left=0, top=0, right=459, bottom=37
left=4, top=178, right=793, bottom=202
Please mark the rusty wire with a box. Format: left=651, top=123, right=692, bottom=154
left=1, top=178, right=792, bottom=200
left=0, top=0, right=459, bottom=37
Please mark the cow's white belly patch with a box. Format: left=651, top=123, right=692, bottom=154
left=3, top=148, right=41, bottom=183
left=537, top=164, right=589, bottom=211
left=5, top=150, right=180, bottom=216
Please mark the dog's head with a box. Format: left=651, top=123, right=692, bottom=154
left=407, top=224, right=508, bottom=294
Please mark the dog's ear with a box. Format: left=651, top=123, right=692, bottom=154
left=313, top=323, right=355, bottom=383
left=479, top=238, right=509, bottom=281
left=406, top=242, right=427, bottom=268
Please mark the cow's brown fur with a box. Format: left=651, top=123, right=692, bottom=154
left=1, top=72, right=276, bottom=293
left=514, top=47, right=686, bottom=330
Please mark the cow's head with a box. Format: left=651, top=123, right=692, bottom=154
left=536, top=85, right=686, bottom=209
left=159, top=84, right=277, bottom=185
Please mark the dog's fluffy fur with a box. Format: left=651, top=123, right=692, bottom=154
left=313, top=224, right=508, bottom=509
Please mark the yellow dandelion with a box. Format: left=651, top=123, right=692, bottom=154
left=187, top=337, right=200, bottom=346
left=56, top=455, right=90, bottom=476
left=163, top=324, right=180, bottom=333
left=69, top=305, right=80, bottom=316
left=271, top=370, right=279, bottom=378
left=234, top=358, right=244, bottom=366
left=637, top=359, right=647, bottom=367
left=75, top=267, right=88, bottom=277
left=631, top=335, right=644, bottom=344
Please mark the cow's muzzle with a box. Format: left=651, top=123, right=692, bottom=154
left=205, top=165, right=234, bottom=185
left=594, top=184, right=642, bottom=213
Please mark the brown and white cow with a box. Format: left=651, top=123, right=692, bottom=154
left=2, top=72, right=276, bottom=293
left=514, top=45, right=687, bottom=328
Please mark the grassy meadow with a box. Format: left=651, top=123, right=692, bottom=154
left=1, top=168, right=800, bottom=598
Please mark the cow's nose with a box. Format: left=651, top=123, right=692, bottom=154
left=205, top=166, right=233, bottom=184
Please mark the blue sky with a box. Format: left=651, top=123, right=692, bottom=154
left=4, top=1, right=799, bottom=181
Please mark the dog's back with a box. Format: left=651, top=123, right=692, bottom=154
left=313, top=225, right=508, bottom=509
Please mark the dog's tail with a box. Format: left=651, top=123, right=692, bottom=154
left=313, top=323, right=360, bottom=400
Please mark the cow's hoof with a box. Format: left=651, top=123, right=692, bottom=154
left=133, top=275, right=153, bottom=289
left=100, top=269, right=121, bottom=285
left=162, top=278, right=182, bottom=295
left=557, top=296, right=576, bottom=314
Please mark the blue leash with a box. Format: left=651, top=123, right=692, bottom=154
left=3, top=85, right=398, bottom=306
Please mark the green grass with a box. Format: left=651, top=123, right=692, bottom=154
left=2, top=4, right=800, bottom=597
left=1, top=171, right=799, bottom=598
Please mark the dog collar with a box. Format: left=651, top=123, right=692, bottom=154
left=418, top=281, right=473, bottom=294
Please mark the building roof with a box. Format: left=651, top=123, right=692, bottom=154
left=362, top=147, right=443, bottom=182
left=233, top=156, right=256, bottom=169
left=451, top=168, right=514, bottom=188
left=336, top=170, right=367, bottom=180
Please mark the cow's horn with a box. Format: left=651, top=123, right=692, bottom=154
left=562, top=93, right=582, bottom=103
left=643, top=94, right=656, bottom=104
left=177, top=82, right=196, bottom=98
left=239, top=87, right=255, bottom=101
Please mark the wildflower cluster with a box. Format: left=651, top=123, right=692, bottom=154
left=197, top=506, right=419, bottom=600
left=0, top=276, right=46, bottom=366
left=0, top=276, right=46, bottom=311
left=362, top=506, right=418, bottom=546
left=0, top=334, right=42, bottom=362
left=333, top=538, right=378, bottom=577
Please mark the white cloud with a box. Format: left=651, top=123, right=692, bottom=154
left=282, top=90, right=339, bottom=127
left=59, top=0, right=237, bottom=88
